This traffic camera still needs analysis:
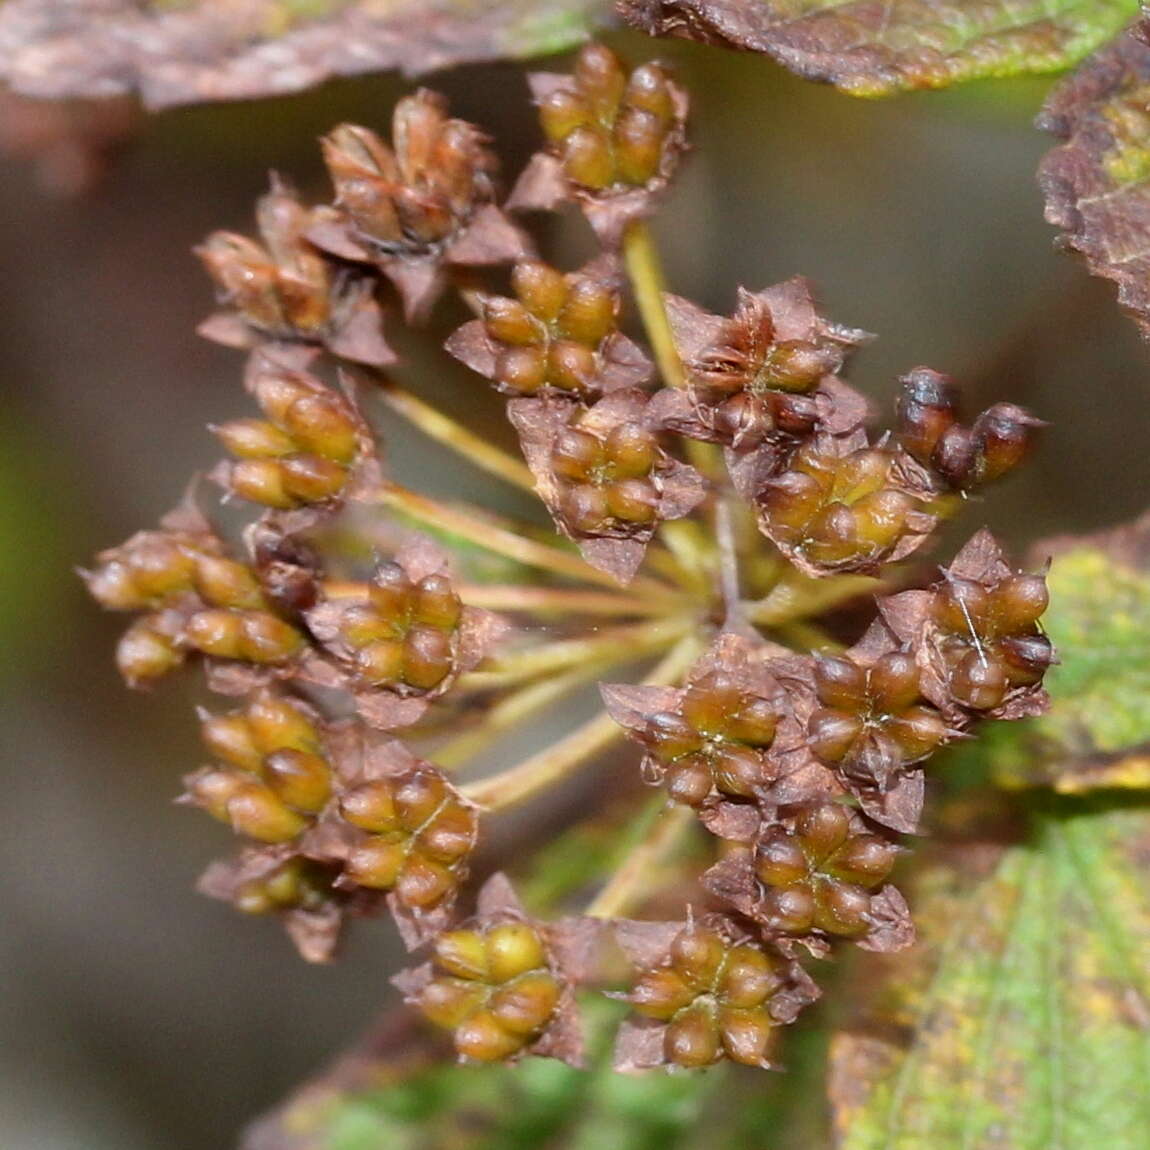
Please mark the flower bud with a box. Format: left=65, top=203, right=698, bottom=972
left=263, top=749, right=332, bottom=813
left=213, top=418, right=295, bottom=459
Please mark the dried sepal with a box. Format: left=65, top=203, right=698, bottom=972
left=602, top=633, right=795, bottom=807
left=210, top=354, right=383, bottom=515
left=508, top=43, right=690, bottom=246
left=444, top=257, right=652, bottom=399
left=701, top=814, right=914, bottom=958
left=611, top=913, right=819, bottom=1070
left=196, top=846, right=376, bottom=964
left=509, top=388, right=706, bottom=583
left=308, top=91, right=531, bottom=322
left=881, top=530, right=1055, bottom=724
left=754, top=435, right=938, bottom=578
left=649, top=280, right=871, bottom=460
left=303, top=534, right=504, bottom=729
left=196, top=175, right=394, bottom=366
left=393, top=873, right=587, bottom=1065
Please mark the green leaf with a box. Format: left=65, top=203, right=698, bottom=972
left=619, top=0, right=1139, bottom=97
left=1041, top=27, right=1150, bottom=343
left=0, top=0, right=609, bottom=110
left=831, top=796, right=1150, bottom=1149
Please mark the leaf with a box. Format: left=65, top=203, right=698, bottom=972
left=243, top=998, right=726, bottom=1150
left=942, top=512, right=1150, bottom=791
left=1040, top=26, right=1150, bottom=342
left=829, top=796, right=1150, bottom=1149
left=0, top=0, right=608, bottom=110
left=618, top=0, right=1139, bottom=97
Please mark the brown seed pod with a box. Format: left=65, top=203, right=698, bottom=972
left=650, top=281, right=871, bottom=460
left=196, top=175, right=393, bottom=366
left=444, top=257, right=653, bottom=400
left=303, top=536, right=504, bottom=730
left=612, top=915, right=820, bottom=1070
left=210, top=356, right=381, bottom=512
left=755, top=437, right=936, bottom=577
left=807, top=651, right=950, bottom=791
left=509, top=43, right=691, bottom=245
left=894, top=367, right=1043, bottom=496
left=603, top=633, right=803, bottom=808
left=701, top=815, right=914, bottom=958
left=197, top=846, right=374, bottom=964
left=307, top=90, right=531, bottom=322
left=338, top=759, right=478, bottom=921
left=508, top=388, right=706, bottom=583
left=393, top=874, right=592, bottom=1066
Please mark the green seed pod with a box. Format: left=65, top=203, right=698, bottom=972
left=561, top=126, right=614, bottom=190
left=552, top=428, right=605, bottom=480
left=412, top=574, right=462, bottom=630
left=453, top=1008, right=524, bottom=1062
left=282, top=394, right=359, bottom=463
left=561, top=485, right=611, bottom=534
left=538, top=88, right=593, bottom=143
left=484, top=296, right=540, bottom=346
left=573, top=42, right=627, bottom=119
left=556, top=278, right=616, bottom=345
left=629, top=967, right=697, bottom=1019
left=279, top=454, right=348, bottom=503
left=754, top=831, right=809, bottom=888
left=485, top=922, right=548, bottom=983
left=606, top=423, right=658, bottom=479
left=546, top=340, right=598, bottom=393
left=246, top=693, right=319, bottom=754
left=262, top=748, right=332, bottom=813
left=435, top=929, right=490, bottom=980
left=356, top=638, right=406, bottom=685
left=624, top=63, right=676, bottom=125
left=229, top=458, right=295, bottom=508
left=393, top=768, right=448, bottom=828
left=669, top=924, right=726, bottom=989
left=213, top=418, right=296, bottom=460
left=339, top=780, right=399, bottom=834
left=719, top=1005, right=773, bottom=1066
left=605, top=478, right=660, bottom=525
left=402, top=625, right=454, bottom=690
left=512, top=262, right=568, bottom=322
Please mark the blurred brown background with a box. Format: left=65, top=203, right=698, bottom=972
left=3, top=29, right=1148, bottom=1148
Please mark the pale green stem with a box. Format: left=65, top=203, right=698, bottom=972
left=371, top=374, right=536, bottom=493
left=458, top=615, right=692, bottom=692
left=372, top=484, right=680, bottom=598
left=585, top=800, right=697, bottom=919
left=461, top=634, right=702, bottom=812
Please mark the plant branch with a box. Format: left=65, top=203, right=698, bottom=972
left=622, top=219, right=684, bottom=390
left=458, top=615, right=692, bottom=691
left=371, top=484, right=679, bottom=598
left=585, top=799, right=697, bottom=919
left=369, top=373, right=536, bottom=493
left=461, top=633, right=702, bottom=811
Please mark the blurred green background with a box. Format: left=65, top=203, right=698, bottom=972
left=3, top=29, right=1149, bottom=1148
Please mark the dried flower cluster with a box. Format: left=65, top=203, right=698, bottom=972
left=85, top=43, right=1053, bottom=1073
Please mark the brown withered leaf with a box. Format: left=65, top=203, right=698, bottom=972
left=509, top=389, right=706, bottom=584
left=619, top=0, right=1138, bottom=98
left=1040, top=27, right=1150, bottom=343
left=0, top=0, right=608, bottom=110
left=0, top=89, right=140, bottom=196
